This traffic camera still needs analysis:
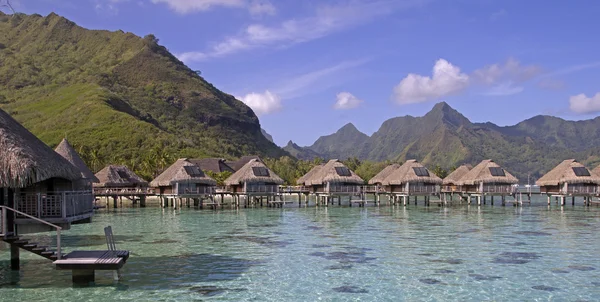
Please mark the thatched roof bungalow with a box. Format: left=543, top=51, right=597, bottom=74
left=536, top=159, right=600, bottom=195
left=368, top=164, right=401, bottom=186
left=298, top=159, right=363, bottom=195
left=94, top=165, right=148, bottom=195
left=224, top=159, right=283, bottom=195
left=0, top=109, right=93, bottom=227
left=55, top=138, right=99, bottom=184
left=442, top=164, right=472, bottom=192
left=458, top=160, right=518, bottom=194
left=150, top=159, right=216, bottom=197
left=374, top=160, right=442, bottom=195
left=296, top=164, right=324, bottom=185
left=188, top=158, right=235, bottom=174
left=229, top=156, right=263, bottom=171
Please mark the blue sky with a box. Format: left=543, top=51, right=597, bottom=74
left=9, top=0, right=600, bottom=146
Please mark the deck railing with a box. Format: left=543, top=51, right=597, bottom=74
left=93, top=187, right=154, bottom=195
left=327, top=186, right=361, bottom=194
left=279, top=186, right=309, bottom=193
left=564, top=186, right=598, bottom=195
left=1, top=206, right=62, bottom=259
left=15, top=191, right=94, bottom=220
left=481, top=185, right=517, bottom=194
left=244, top=185, right=279, bottom=194
left=177, top=187, right=215, bottom=195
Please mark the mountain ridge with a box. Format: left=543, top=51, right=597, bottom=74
left=291, top=102, right=600, bottom=181
left=0, top=12, right=286, bottom=178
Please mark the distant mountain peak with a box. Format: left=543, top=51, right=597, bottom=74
left=425, top=101, right=470, bottom=127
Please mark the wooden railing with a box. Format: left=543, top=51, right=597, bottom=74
left=482, top=185, right=516, bottom=194
left=94, top=187, right=154, bottom=195
left=244, top=185, right=279, bottom=193
left=177, top=187, right=215, bottom=195
left=564, top=186, right=598, bottom=195
left=279, top=186, right=309, bottom=193
left=1, top=206, right=62, bottom=259
left=327, top=185, right=361, bottom=194
left=15, top=191, right=94, bottom=220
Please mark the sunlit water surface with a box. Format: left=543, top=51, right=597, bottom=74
left=1, top=197, right=600, bottom=301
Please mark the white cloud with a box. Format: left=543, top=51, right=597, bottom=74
left=569, top=93, right=600, bottom=114
left=393, top=59, right=469, bottom=104
left=178, top=0, right=423, bottom=62
left=150, top=0, right=245, bottom=13
left=274, top=58, right=370, bottom=99
left=236, top=90, right=282, bottom=115
left=334, top=92, right=363, bottom=110
left=538, top=61, right=600, bottom=79
left=473, top=57, right=541, bottom=85
left=482, top=82, right=524, bottom=96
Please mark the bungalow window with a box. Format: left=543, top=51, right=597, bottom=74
left=489, top=167, right=506, bottom=177
left=413, top=167, right=430, bottom=177
left=252, top=167, right=270, bottom=177
left=335, top=167, right=351, bottom=176
left=572, top=167, right=591, bottom=177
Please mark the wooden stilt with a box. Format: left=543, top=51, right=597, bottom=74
left=10, top=244, right=19, bottom=270
left=572, top=196, right=575, bottom=206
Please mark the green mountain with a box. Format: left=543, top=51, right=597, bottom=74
left=0, top=12, right=285, bottom=176
left=282, top=140, right=323, bottom=160
left=308, top=123, right=369, bottom=159
left=261, top=128, right=274, bottom=143
left=300, top=102, right=600, bottom=182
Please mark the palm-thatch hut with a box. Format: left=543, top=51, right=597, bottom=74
left=536, top=160, right=600, bottom=202
left=458, top=159, right=518, bottom=197
left=224, top=158, right=283, bottom=195
left=54, top=138, right=99, bottom=187
left=442, top=164, right=472, bottom=192
left=150, top=159, right=216, bottom=199
left=229, top=155, right=263, bottom=171
left=299, top=159, right=363, bottom=197
left=377, top=160, right=442, bottom=195
left=296, top=164, right=324, bottom=186
left=188, top=158, right=235, bottom=174
left=0, top=108, right=93, bottom=231
left=368, top=164, right=401, bottom=188
left=94, top=165, right=151, bottom=207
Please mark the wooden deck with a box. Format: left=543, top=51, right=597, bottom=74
left=54, top=250, right=129, bottom=270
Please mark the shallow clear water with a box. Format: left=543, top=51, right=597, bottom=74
left=1, top=197, right=600, bottom=301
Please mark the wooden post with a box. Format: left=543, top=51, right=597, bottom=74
left=572, top=196, right=575, bottom=206
left=10, top=243, right=19, bottom=270
left=140, top=196, right=146, bottom=207
left=403, top=196, right=407, bottom=206
left=113, top=196, right=118, bottom=208
left=491, top=196, right=494, bottom=206
left=72, top=269, right=95, bottom=284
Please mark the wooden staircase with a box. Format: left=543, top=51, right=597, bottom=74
left=2, top=234, right=66, bottom=261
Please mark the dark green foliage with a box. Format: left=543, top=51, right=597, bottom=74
left=0, top=12, right=286, bottom=179
left=308, top=123, right=369, bottom=159
left=205, top=171, right=233, bottom=186
left=282, top=140, right=322, bottom=160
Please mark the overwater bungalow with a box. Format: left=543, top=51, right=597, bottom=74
left=374, top=160, right=442, bottom=205
left=224, top=159, right=284, bottom=206
left=296, top=164, right=324, bottom=186
left=457, top=159, right=518, bottom=204
left=188, top=158, right=235, bottom=174
left=368, top=163, right=401, bottom=191
left=150, top=159, right=217, bottom=207
left=442, top=164, right=472, bottom=193
left=536, top=159, right=600, bottom=205
left=0, top=109, right=94, bottom=234
left=94, top=165, right=151, bottom=206
left=298, top=159, right=363, bottom=205
left=54, top=138, right=99, bottom=189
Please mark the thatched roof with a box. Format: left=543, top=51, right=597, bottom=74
left=150, top=158, right=216, bottom=187
left=0, top=109, right=81, bottom=188
left=188, top=158, right=235, bottom=174
left=368, top=164, right=401, bottom=185
left=593, top=165, right=600, bottom=179
left=224, top=159, right=283, bottom=185
left=229, top=155, right=262, bottom=171
left=297, top=164, right=324, bottom=185
left=442, top=164, right=472, bottom=185
left=380, top=160, right=442, bottom=185
left=305, top=159, right=364, bottom=186
left=54, top=138, right=99, bottom=183
left=457, top=159, right=518, bottom=185
left=536, top=159, right=600, bottom=186
left=94, top=165, right=148, bottom=187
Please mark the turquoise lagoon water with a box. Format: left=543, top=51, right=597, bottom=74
left=1, top=197, right=600, bottom=301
